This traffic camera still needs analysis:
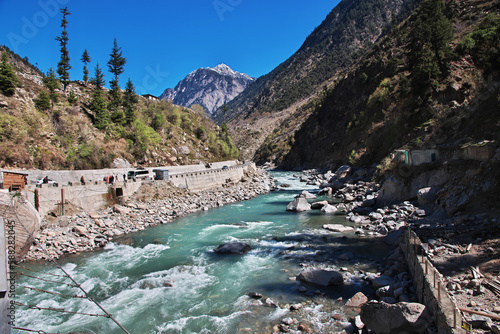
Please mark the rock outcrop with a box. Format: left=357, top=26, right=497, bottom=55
left=360, top=301, right=432, bottom=334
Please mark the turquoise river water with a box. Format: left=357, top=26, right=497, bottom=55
left=13, top=171, right=390, bottom=333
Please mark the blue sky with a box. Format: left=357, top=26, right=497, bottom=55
left=0, top=0, right=339, bottom=96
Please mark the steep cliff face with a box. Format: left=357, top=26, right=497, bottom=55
left=217, top=0, right=421, bottom=160
left=160, top=64, right=254, bottom=115
left=280, top=0, right=500, bottom=169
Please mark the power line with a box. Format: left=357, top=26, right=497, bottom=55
left=12, top=327, right=58, bottom=334
left=13, top=265, right=67, bottom=278
left=14, top=301, right=109, bottom=318
left=17, top=272, right=78, bottom=288
left=8, top=195, right=131, bottom=334
left=17, top=285, right=86, bottom=299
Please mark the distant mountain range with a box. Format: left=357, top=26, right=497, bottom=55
left=159, top=64, right=255, bottom=116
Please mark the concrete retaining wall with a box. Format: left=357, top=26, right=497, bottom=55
left=28, top=181, right=143, bottom=219
left=13, top=161, right=240, bottom=186
left=401, top=227, right=464, bottom=334
left=21, top=161, right=255, bottom=218
left=169, top=165, right=245, bottom=191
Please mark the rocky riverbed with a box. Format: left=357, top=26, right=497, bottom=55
left=23, top=165, right=500, bottom=333
left=24, top=168, right=275, bottom=262
left=275, top=167, right=500, bottom=333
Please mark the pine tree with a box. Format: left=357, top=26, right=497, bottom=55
left=35, top=91, right=52, bottom=111
left=407, top=0, right=453, bottom=88
left=89, top=63, right=109, bottom=129
left=67, top=90, right=78, bottom=104
left=0, top=52, right=19, bottom=96
left=56, top=7, right=71, bottom=91
left=91, top=89, right=108, bottom=129
left=123, top=78, right=138, bottom=125
left=220, top=103, right=229, bottom=115
left=90, top=63, right=105, bottom=90
left=107, top=38, right=127, bottom=112
left=81, top=49, right=91, bottom=83
left=43, top=67, right=60, bottom=107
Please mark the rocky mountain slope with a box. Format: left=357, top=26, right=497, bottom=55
left=160, top=64, right=254, bottom=116
left=279, top=0, right=500, bottom=169
left=0, top=46, right=239, bottom=170
left=217, top=0, right=421, bottom=160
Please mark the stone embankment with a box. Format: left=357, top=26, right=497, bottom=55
left=25, top=168, right=274, bottom=262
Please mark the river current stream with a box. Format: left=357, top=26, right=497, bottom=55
left=14, top=171, right=390, bottom=333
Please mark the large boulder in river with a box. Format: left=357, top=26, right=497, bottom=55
left=323, top=224, right=354, bottom=233
left=286, top=197, right=311, bottom=212
left=334, top=165, right=352, bottom=179
left=213, top=242, right=251, bottom=255
left=344, top=292, right=369, bottom=309
left=297, top=268, right=344, bottom=286
left=360, top=301, right=432, bottom=334
left=311, top=200, right=328, bottom=209
left=321, top=204, right=338, bottom=214
left=371, top=275, right=395, bottom=289
left=300, top=190, right=317, bottom=199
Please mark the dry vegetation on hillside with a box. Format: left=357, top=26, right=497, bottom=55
left=0, top=47, right=239, bottom=170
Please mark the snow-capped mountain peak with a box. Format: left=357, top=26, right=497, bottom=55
left=160, top=64, right=255, bottom=116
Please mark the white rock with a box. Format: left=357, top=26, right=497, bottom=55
left=323, top=224, right=354, bottom=233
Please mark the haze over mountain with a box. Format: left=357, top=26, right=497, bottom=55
left=159, top=64, right=255, bottom=116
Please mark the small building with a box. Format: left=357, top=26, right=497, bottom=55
left=142, top=94, right=159, bottom=101
left=459, top=141, right=496, bottom=161
left=153, top=169, right=170, bottom=180
left=410, top=149, right=439, bottom=166
left=1, top=171, right=28, bottom=191
left=393, top=149, right=439, bottom=166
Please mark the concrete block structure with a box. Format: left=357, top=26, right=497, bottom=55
left=393, top=149, right=439, bottom=166
left=459, top=141, right=496, bottom=161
